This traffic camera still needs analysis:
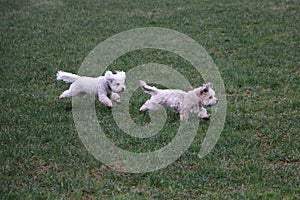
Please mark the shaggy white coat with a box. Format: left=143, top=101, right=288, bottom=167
left=57, top=70, right=126, bottom=107
left=139, top=80, right=218, bottom=121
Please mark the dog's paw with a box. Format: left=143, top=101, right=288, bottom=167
left=107, top=103, right=113, bottom=108
left=139, top=105, right=147, bottom=112
left=103, top=101, right=113, bottom=108
left=115, top=98, right=121, bottom=104
left=111, top=93, right=121, bottom=104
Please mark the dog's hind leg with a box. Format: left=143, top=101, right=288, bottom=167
left=140, top=100, right=163, bottom=111
left=59, top=89, right=84, bottom=99
left=59, top=84, right=84, bottom=99
left=59, top=89, right=73, bottom=99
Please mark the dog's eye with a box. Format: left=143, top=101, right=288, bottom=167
left=116, top=83, right=120, bottom=86
left=209, top=96, right=213, bottom=99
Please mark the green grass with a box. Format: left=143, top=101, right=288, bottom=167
left=1, top=0, right=299, bottom=199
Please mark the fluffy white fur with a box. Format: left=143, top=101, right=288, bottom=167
left=57, top=70, right=126, bottom=107
left=139, top=80, right=218, bottom=121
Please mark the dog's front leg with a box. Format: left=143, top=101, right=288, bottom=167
left=179, top=110, right=189, bottom=121
left=111, top=92, right=121, bottom=104
left=98, top=94, right=113, bottom=107
left=198, top=107, right=210, bottom=120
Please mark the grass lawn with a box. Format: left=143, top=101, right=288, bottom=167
left=1, top=0, right=299, bottom=199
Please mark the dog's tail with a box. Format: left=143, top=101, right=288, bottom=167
left=140, top=80, right=158, bottom=95
left=56, top=71, right=80, bottom=83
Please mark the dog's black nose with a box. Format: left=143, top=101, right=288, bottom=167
left=203, top=117, right=210, bottom=121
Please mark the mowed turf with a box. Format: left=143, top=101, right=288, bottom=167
left=1, top=0, right=299, bottom=199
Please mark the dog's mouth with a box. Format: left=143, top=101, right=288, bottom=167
left=203, top=100, right=218, bottom=107
left=211, top=99, right=219, bottom=105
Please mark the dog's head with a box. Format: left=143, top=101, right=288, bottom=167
left=105, top=71, right=126, bottom=93
left=194, top=82, right=218, bottom=106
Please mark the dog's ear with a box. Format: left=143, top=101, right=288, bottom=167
left=105, top=71, right=113, bottom=77
left=105, top=71, right=114, bottom=82
left=115, top=71, right=126, bottom=79
left=206, top=82, right=213, bottom=88
left=201, top=87, right=208, bottom=94
left=200, top=82, right=213, bottom=93
left=200, top=84, right=209, bottom=94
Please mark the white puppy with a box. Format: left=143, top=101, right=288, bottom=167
left=57, top=70, right=126, bottom=107
left=139, top=81, right=218, bottom=121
